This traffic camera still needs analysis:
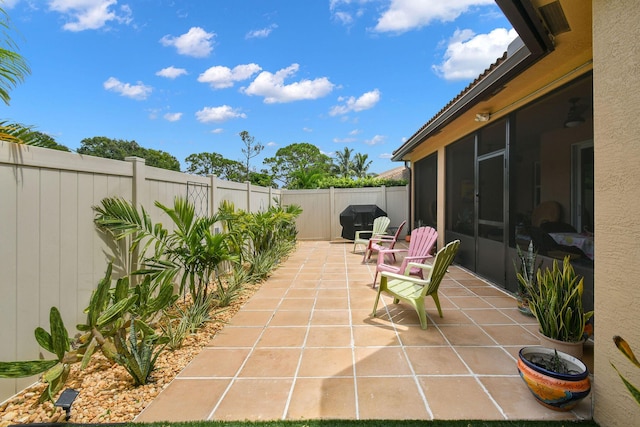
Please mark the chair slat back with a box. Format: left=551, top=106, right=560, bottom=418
left=423, top=240, right=461, bottom=296
left=372, top=216, right=391, bottom=236
left=407, top=226, right=438, bottom=260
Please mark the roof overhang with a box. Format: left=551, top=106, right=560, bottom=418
left=391, top=0, right=556, bottom=162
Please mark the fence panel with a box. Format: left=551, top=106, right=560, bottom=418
left=0, top=142, right=406, bottom=401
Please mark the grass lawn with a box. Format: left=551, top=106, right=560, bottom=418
left=132, top=420, right=598, bottom=427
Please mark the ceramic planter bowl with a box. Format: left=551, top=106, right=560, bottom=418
left=517, top=346, right=591, bottom=411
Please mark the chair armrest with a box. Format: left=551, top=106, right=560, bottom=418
left=354, top=230, right=373, bottom=240
left=404, top=262, right=434, bottom=276
left=380, top=270, right=428, bottom=285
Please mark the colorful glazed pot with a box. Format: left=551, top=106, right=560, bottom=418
left=517, top=346, right=591, bottom=411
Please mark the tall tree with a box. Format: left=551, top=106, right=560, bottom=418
left=184, top=152, right=245, bottom=181
left=77, top=136, right=180, bottom=171
left=332, top=147, right=355, bottom=178
left=353, top=152, right=372, bottom=178
left=263, top=142, right=332, bottom=187
left=238, top=131, right=263, bottom=182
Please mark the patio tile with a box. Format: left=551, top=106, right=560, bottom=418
left=436, top=324, right=497, bottom=346
left=405, top=347, right=469, bottom=375
left=286, top=377, right=357, bottom=419
left=269, top=310, right=311, bottom=326
left=226, top=310, right=274, bottom=327
left=298, top=347, right=354, bottom=377
left=419, top=376, right=505, bottom=419
left=310, top=309, right=351, bottom=325
left=178, top=348, right=250, bottom=377
left=207, top=326, right=263, bottom=347
left=211, top=378, right=293, bottom=421
left=305, top=326, right=352, bottom=347
left=481, top=324, right=540, bottom=346
left=354, top=347, right=413, bottom=376
left=255, top=327, right=307, bottom=347
left=137, top=241, right=591, bottom=423
left=278, top=297, right=315, bottom=310
left=135, top=378, right=230, bottom=422
left=238, top=348, right=301, bottom=377
left=352, top=325, right=400, bottom=346
left=464, top=308, right=517, bottom=325
left=454, top=346, right=518, bottom=375
left=356, top=377, right=431, bottom=420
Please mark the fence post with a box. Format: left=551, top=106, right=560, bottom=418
left=329, top=186, right=336, bottom=241
left=380, top=185, right=387, bottom=213
left=125, top=156, right=146, bottom=282
left=208, top=174, right=217, bottom=217
left=245, top=181, right=252, bottom=212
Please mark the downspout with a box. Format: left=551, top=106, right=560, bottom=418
left=405, top=160, right=412, bottom=237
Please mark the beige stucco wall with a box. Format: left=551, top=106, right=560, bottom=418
left=593, top=0, right=640, bottom=425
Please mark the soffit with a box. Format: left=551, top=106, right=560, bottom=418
left=396, top=0, right=593, bottom=162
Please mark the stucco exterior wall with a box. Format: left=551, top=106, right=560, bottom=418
left=593, top=0, right=640, bottom=425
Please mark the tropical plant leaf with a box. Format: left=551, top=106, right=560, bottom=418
left=0, top=359, right=58, bottom=378
left=612, top=362, right=640, bottom=405
left=34, top=327, right=54, bottom=354
left=614, top=336, right=640, bottom=368
left=49, top=307, right=70, bottom=360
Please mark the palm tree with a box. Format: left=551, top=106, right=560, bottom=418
left=353, top=152, right=373, bottom=178
left=1, top=7, right=32, bottom=144
left=333, top=147, right=355, bottom=178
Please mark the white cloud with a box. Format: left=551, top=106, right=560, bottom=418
left=160, top=27, right=215, bottom=58
left=156, top=66, right=188, bottom=79
left=2, top=0, right=20, bottom=8
left=266, top=141, right=278, bottom=147
left=379, top=153, right=393, bottom=159
left=349, top=129, right=361, bottom=135
left=432, top=27, right=517, bottom=81
left=329, top=89, right=381, bottom=116
left=364, top=134, right=386, bottom=145
left=49, top=0, right=132, bottom=31
left=333, top=137, right=356, bottom=143
left=246, top=24, right=278, bottom=39
left=242, top=63, right=334, bottom=104
left=103, top=77, right=152, bottom=100
left=195, top=105, right=246, bottom=123
left=303, top=127, right=313, bottom=133
left=374, top=0, right=495, bottom=33
left=163, top=112, right=182, bottom=122
left=198, top=64, right=262, bottom=89
left=210, top=128, right=224, bottom=134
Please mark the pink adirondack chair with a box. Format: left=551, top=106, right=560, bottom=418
left=363, top=220, right=407, bottom=263
left=372, top=226, right=438, bottom=287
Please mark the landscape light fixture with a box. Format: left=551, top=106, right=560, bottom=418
left=54, top=388, right=79, bottom=421
left=475, top=113, right=491, bottom=122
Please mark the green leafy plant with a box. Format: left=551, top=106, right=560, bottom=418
left=518, top=256, right=593, bottom=342
left=0, top=307, right=81, bottom=403
left=93, top=196, right=238, bottom=306
left=113, top=318, right=165, bottom=386
left=513, top=240, right=542, bottom=316
left=612, top=336, right=640, bottom=405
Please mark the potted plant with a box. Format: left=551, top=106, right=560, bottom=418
left=518, top=255, right=593, bottom=358
left=518, top=346, right=591, bottom=411
left=513, top=240, right=540, bottom=317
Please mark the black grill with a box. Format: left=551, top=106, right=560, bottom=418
left=339, top=205, right=387, bottom=240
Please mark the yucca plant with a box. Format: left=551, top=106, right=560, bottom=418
left=518, top=256, right=593, bottom=343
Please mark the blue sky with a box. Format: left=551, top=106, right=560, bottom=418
left=1, top=0, right=516, bottom=174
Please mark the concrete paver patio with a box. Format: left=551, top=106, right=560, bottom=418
left=135, top=240, right=593, bottom=422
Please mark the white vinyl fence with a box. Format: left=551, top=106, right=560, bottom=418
left=0, top=142, right=407, bottom=401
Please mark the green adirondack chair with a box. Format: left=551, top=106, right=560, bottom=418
left=352, top=216, right=391, bottom=253
left=371, top=239, right=461, bottom=330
